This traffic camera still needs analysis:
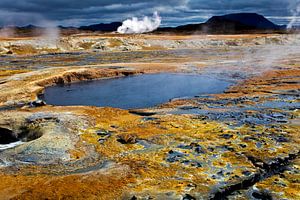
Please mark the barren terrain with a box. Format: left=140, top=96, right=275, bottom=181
left=0, top=33, right=299, bottom=200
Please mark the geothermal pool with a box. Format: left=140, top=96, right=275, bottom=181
left=42, top=73, right=231, bottom=109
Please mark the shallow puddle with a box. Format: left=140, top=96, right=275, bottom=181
left=42, top=73, right=232, bottom=109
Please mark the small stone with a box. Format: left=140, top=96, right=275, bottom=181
left=239, top=143, right=247, bottom=148
left=275, top=135, right=289, bottom=143
left=29, top=100, right=46, bottom=107
left=189, top=142, right=200, bottom=148
left=194, top=146, right=205, bottom=154
left=181, top=160, right=190, bottom=165
left=242, top=171, right=252, bottom=176
left=142, top=117, right=159, bottom=121
left=190, top=161, right=202, bottom=168
left=179, top=105, right=198, bottom=110
left=207, top=147, right=214, bottom=152
left=181, top=160, right=202, bottom=168
left=255, top=162, right=265, bottom=168
left=187, top=183, right=197, bottom=188
left=244, top=136, right=257, bottom=141
left=98, top=138, right=106, bottom=144
left=130, top=196, right=137, bottom=200
left=223, top=145, right=235, bottom=151
left=96, top=129, right=112, bottom=136
left=217, top=170, right=224, bottom=177
left=166, top=150, right=186, bottom=163
left=177, top=144, right=193, bottom=150
left=220, top=134, right=233, bottom=139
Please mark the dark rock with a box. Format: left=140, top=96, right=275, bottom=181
left=220, top=134, right=233, bottom=139
left=177, top=142, right=206, bottom=154
left=0, top=80, right=7, bottom=85
left=244, top=136, right=258, bottom=141
left=217, top=170, right=224, bottom=177
left=98, top=138, right=106, bottom=144
left=210, top=172, right=261, bottom=200
left=96, top=129, right=112, bottom=136
left=96, top=129, right=112, bottom=144
left=190, top=142, right=200, bottom=148
left=177, top=144, right=193, bottom=150
left=117, top=134, right=138, bottom=144
left=252, top=190, right=273, bottom=200
left=187, top=183, right=197, bottom=188
left=178, top=105, right=198, bottom=110
left=166, top=150, right=187, bottom=163
left=142, top=117, right=159, bottom=121
left=29, top=100, right=46, bottom=107
left=274, top=135, right=289, bottom=143
left=256, top=142, right=263, bottom=148
left=239, top=143, right=247, bottom=148
left=208, top=147, right=215, bottom=152
left=242, top=171, right=252, bottom=176
left=181, top=160, right=202, bottom=168
left=0, top=159, right=6, bottom=166
left=183, top=194, right=196, bottom=200
left=195, top=146, right=205, bottom=154
left=129, top=110, right=157, bottom=116
left=130, top=195, right=137, bottom=200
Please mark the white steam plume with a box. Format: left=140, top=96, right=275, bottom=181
left=0, top=11, right=60, bottom=47
left=0, top=27, right=15, bottom=38
left=37, top=20, right=60, bottom=48
left=287, top=1, right=300, bottom=29
left=117, top=12, right=161, bottom=34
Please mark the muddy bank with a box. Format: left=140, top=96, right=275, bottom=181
left=0, top=67, right=145, bottom=107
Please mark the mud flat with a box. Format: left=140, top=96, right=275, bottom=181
left=0, top=34, right=299, bottom=199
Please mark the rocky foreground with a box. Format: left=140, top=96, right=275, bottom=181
left=0, top=34, right=299, bottom=199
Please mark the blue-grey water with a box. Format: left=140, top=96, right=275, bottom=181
left=42, top=73, right=231, bottom=109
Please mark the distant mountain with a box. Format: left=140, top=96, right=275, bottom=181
left=58, top=25, right=77, bottom=29
left=19, top=24, right=41, bottom=29
left=79, top=22, right=122, bottom=32
left=158, top=13, right=285, bottom=34
left=207, top=13, right=279, bottom=29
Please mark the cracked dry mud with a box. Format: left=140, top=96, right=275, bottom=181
left=0, top=34, right=299, bottom=200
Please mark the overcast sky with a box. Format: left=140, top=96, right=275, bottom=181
left=0, top=0, right=299, bottom=27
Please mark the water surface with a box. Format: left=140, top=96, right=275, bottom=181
left=42, top=73, right=231, bottom=109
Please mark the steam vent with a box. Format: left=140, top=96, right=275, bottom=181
left=0, top=3, right=300, bottom=200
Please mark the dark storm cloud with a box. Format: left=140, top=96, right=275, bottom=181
left=0, top=0, right=299, bottom=26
